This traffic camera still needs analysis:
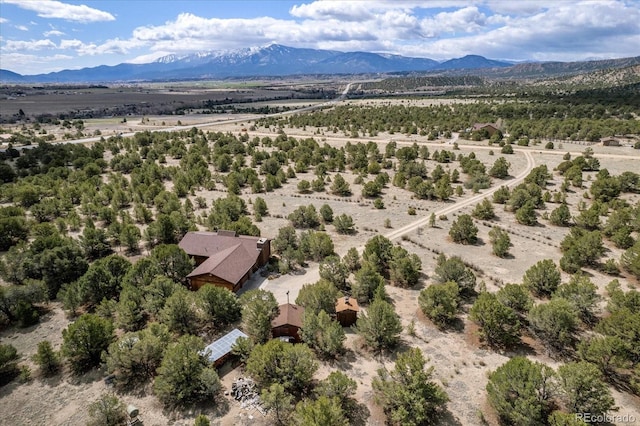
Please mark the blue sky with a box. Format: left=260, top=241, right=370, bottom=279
left=1, top=0, right=639, bottom=75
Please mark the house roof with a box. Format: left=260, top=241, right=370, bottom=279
left=336, top=296, right=359, bottom=313
left=179, top=231, right=269, bottom=285
left=473, top=123, right=498, bottom=130
left=203, top=328, right=248, bottom=364
left=187, top=242, right=255, bottom=284
left=179, top=231, right=266, bottom=259
left=272, top=303, right=304, bottom=329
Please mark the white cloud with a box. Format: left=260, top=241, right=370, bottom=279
left=131, top=13, right=286, bottom=51
left=414, top=0, right=640, bottom=60
left=1, top=52, right=73, bottom=74
left=3, top=0, right=115, bottom=23
left=2, top=0, right=638, bottom=74
left=0, top=18, right=8, bottom=24
left=484, top=0, right=548, bottom=15
left=56, top=37, right=144, bottom=56
left=59, top=39, right=84, bottom=49
left=78, top=38, right=145, bottom=56
left=419, top=6, right=488, bottom=37
left=290, top=2, right=374, bottom=21
left=128, top=51, right=173, bottom=64
left=44, top=30, right=65, bottom=37
left=16, top=25, right=29, bottom=31
left=4, top=39, right=56, bottom=51
left=119, top=1, right=639, bottom=61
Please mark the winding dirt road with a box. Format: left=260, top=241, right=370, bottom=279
left=260, top=149, right=536, bottom=303
left=385, top=149, right=535, bottom=241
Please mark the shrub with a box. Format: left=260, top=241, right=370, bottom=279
left=87, top=393, right=127, bottom=426
left=418, top=282, right=460, bottom=327
left=472, top=199, right=495, bottom=220
left=489, top=227, right=511, bottom=258
left=355, top=297, right=402, bottom=351
left=434, top=254, right=476, bottom=295
left=496, top=284, right=532, bottom=315
left=153, top=335, right=221, bottom=407
left=0, top=344, right=19, bottom=385
left=32, top=341, right=61, bottom=376
left=523, top=259, right=561, bottom=297
left=528, top=298, right=579, bottom=353
left=470, top=292, right=521, bottom=348
left=501, top=143, right=514, bottom=154
left=61, top=314, right=114, bottom=374
left=449, top=214, right=478, bottom=244
left=487, top=357, right=554, bottom=425
left=372, top=347, right=448, bottom=425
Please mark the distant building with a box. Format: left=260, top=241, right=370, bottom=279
left=178, top=231, right=270, bottom=292
left=335, top=296, right=359, bottom=327
left=271, top=303, right=304, bottom=343
left=601, top=137, right=620, bottom=147
left=472, top=123, right=499, bottom=137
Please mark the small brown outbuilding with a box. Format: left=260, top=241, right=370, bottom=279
left=271, top=303, right=304, bottom=343
left=335, top=296, right=359, bottom=327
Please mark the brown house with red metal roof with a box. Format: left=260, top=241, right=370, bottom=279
left=271, top=303, right=304, bottom=343
left=178, top=230, right=270, bottom=292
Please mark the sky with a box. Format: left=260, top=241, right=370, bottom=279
left=1, top=0, right=639, bottom=75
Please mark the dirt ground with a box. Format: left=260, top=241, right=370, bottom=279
left=0, top=82, right=337, bottom=123
left=1, top=102, right=640, bottom=425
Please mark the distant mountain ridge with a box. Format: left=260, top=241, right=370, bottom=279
left=0, top=44, right=509, bottom=83
left=0, top=44, right=637, bottom=83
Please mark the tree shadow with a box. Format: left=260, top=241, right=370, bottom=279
left=605, top=371, right=638, bottom=395
left=346, top=399, right=371, bottom=426
left=414, top=273, right=429, bottom=288
left=439, top=407, right=464, bottom=426
left=217, top=361, right=241, bottom=379
left=2, top=304, right=55, bottom=335
left=0, top=371, right=21, bottom=394
left=38, top=370, right=64, bottom=388
left=444, top=317, right=466, bottom=334
left=163, top=395, right=230, bottom=423
left=503, top=338, right=537, bottom=358
left=376, top=339, right=415, bottom=364
left=289, top=267, right=308, bottom=276
left=67, top=367, right=105, bottom=386
left=332, top=347, right=358, bottom=371
left=577, top=268, right=596, bottom=278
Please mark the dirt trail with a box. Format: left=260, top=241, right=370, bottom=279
left=261, top=150, right=535, bottom=305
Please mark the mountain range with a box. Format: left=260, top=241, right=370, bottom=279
left=1, top=44, right=512, bottom=83
left=1, top=44, right=638, bottom=83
